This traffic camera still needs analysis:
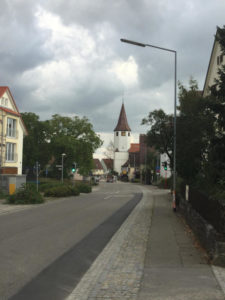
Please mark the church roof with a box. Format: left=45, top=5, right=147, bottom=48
left=114, top=103, right=131, bottom=132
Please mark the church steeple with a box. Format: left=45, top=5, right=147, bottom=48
left=114, top=103, right=131, bottom=132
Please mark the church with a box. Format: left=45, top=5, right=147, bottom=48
left=113, top=103, right=171, bottom=180
left=113, top=103, right=133, bottom=175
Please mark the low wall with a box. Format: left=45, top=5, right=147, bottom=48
left=179, top=195, right=225, bottom=267
left=0, top=174, right=26, bottom=193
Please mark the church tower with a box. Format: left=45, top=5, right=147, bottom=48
left=113, top=103, right=131, bottom=174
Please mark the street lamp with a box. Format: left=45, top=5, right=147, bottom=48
left=61, top=153, right=66, bottom=183
left=120, top=38, right=177, bottom=211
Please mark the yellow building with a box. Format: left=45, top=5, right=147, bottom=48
left=0, top=87, right=27, bottom=192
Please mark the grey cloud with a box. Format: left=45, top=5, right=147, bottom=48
left=1, top=0, right=225, bottom=137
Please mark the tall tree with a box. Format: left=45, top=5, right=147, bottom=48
left=47, top=114, right=102, bottom=176
left=22, top=113, right=102, bottom=177
left=142, top=109, right=174, bottom=167
left=177, top=79, right=215, bottom=183
left=21, top=112, right=51, bottom=172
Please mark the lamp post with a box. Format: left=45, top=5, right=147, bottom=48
left=61, top=153, right=66, bottom=183
left=120, top=38, right=177, bottom=211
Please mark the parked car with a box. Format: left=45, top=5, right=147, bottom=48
left=106, top=175, right=113, bottom=182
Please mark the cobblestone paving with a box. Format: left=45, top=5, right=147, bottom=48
left=67, top=187, right=155, bottom=300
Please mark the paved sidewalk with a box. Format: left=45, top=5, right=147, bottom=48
left=138, top=188, right=225, bottom=300
left=66, top=185, right=225, bottom=300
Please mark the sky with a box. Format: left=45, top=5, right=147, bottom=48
left=1, top=0, right=225, bottom=157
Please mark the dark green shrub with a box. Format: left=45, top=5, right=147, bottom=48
left=39, top=182, right=63, bottom=192
left=44, top=185, right=80, bottom=197
left=7, top=185, right=44, bottom=204
left=77, top=183, right=92, bottom=193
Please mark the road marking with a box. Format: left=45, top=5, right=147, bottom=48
left=104, top=196, right=112, bottom=199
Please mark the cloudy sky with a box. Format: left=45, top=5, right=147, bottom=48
left=1, top=0, right=225, bottom=156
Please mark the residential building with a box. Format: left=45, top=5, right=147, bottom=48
left=0, top=87, right=27, bottom=175
left=127, top=143, right=140, bottom=181
left=203, top=26, right=224, bottom=97
left=0, top=86, right=27, bottom=193
left=92, top=158, right=104, bottom=177
left=101, top=158, right=113, bottom=175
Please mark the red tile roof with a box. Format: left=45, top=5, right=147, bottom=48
left=93, top=159, right=103, bottom=170
left=0, top=87, right=8, bottom=98
left=114, top=103, right=131, bottom=132
left=0, top=107, right=20, bottom=116
left=102, top=158, right=113, bottom=169
left=129, top=143, right=140, bottom=153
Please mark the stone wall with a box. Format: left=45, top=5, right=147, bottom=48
left=179, top=195, right=225, bottom=267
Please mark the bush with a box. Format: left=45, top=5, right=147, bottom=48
left=7, top=185, right=44, bottom=205
left=76, top=182, right=92, bottom=193
left=44, top=185, right=80, bottom=197
left=39, top=182, right=63, bottom=192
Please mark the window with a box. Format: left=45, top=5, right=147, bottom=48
left=116, top=132, right=118, bottom=136
left=1, top=97, right=8, bottom=107
left=128, top=132, right=130, bottom=136
left=121, top=131, right=126, bottom=136
left=7, top=118, right=16, bottom=137
left=217, top=56, right=220, bottom=65
left=217, top=55, right=224, bottom=65
left=6, top=143, right=15, bottom=161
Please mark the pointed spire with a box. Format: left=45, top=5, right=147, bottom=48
left=114, top=103, right=131, bottom=132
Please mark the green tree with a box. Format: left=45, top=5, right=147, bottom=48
left=22, top=113, right=102, bottom=178
left=142, top=109, right=174, bottom=167
left=47, top=114, right=102, bottom=177
left=21, top=112, right=51, bottom=174
left=177, top=79, right=215, bottom=183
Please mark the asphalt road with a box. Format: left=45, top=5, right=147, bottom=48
left=0, top=181, right=142, bottom=300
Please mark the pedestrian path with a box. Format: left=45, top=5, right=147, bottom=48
left=138, top=189, right=225, bottom=300
left=66, top=185, right=225, bottom=300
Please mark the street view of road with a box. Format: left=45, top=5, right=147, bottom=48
left=0, top=181, right=142, bottom=300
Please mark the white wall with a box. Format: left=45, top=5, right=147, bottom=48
left=114, top=131, right=131, bottom=152
left=114, top=152, right=129, bottom=174
left=160, top=153, right=171, bottom=178
left=203, top=41, right=223, bottom=97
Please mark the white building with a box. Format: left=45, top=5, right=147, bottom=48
left=113, top=103, right=132, bottom=174
left=203, top=26, right=224, bottom=97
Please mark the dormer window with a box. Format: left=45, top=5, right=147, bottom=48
left=121, top=131, right=126, bottom=136
left=1, top=97, right=8, bottom=107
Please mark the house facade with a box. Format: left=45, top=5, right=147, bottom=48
left=203, top=27, right=224, bottom=97
left=0, top=87, right=27, bottom=176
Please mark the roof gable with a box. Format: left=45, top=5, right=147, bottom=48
left=114, top=103, right=131, bottom=132
left=203, top=27, right=224, bottom=97
left=0, top=86, right=28, bottom=135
